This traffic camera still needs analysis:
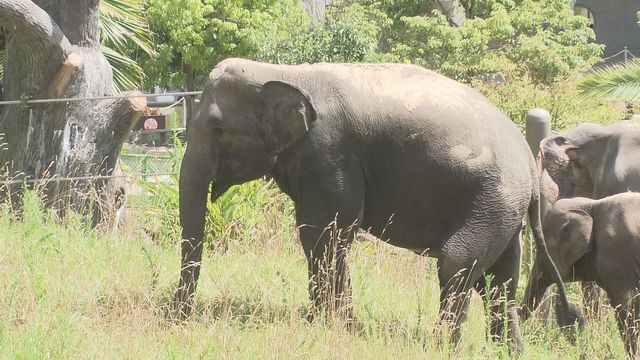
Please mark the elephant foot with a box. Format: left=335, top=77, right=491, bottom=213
left=167, top=288, right=196, bottom=321
left=345, top=315, right=366, bottom=336
left=555, top=301, right=584, bottom=344
left=304, top=302, right=363, bottom=335
left=487, top=308, right=524, bottom=354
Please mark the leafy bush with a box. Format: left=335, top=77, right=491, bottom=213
left=474, top=73, right=628, bottom=131
left=134, top=136, right=295, bottom=251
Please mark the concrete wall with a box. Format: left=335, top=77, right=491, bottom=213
left=575, top=0, right=640, bottom=63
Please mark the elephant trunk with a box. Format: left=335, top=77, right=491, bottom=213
left=172, top=149, right=211, bottom=318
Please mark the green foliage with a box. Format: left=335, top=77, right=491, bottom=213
left=100, top=0, right=156, bottom=92
left=384, top=0, right=602, bottom=84
left=257, top=2, right=388, bottom=64
left=475, top=74, right=628, bottom=131
left=577, top=59, right=640, bottom=102
left=140, top=0, right=386, bottom=87
left=132, top=136, right=295, bottom=250
left=141, top=0, right=298, bottom=87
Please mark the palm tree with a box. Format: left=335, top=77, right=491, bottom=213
left=101, top=0, right=156, bottom=92
left=577, top=59, right=640, bottom=102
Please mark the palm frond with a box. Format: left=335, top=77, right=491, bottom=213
left=577, top=59, right=640, bottom=101
left=100, top=0, right=156, bottom=56
left=102, top=45, right=144, bottom=93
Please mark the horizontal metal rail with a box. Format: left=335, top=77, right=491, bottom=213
left=0, top=91, right=203, bottom=106
left=1, top=171, right=179, bottom=185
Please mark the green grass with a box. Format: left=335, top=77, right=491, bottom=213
left=0, top=189, right=630, bottom=359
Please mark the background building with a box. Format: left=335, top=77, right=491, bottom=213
left=573, top=1, right=640, bottom=64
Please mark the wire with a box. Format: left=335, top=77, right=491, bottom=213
left=2, top=171, right=180, bottom=185
left=157, top=97, right=185, bottom=110
left=0, top=91, right=202, bottom=106
left=600, top=49, right=628, bottom=61
left=600, top=48, right=637, bottom=62
left=129, top=128, right=185, bottom=134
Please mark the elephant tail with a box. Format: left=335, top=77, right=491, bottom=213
left=528, top=195, right=585, bottom=331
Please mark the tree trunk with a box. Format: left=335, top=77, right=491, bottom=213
left=0, top=0, right=146, bottom=223
left=184, top=62, right=195, bottom=131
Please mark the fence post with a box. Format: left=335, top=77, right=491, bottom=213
left=525, top=108, right=551, bottom=157
left=523, top=108, right=551, bottom=276
left=625, top=46, right=629, bottom=64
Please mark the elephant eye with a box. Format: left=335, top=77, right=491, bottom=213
left=214, top=126, right=224, bottom=136
left=554, top=136, right=567, bottom=145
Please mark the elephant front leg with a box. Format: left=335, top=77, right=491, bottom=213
left=302, top=222, right=355, bottom=323
left=293, top=157, right=366, bottom=327
left=171, top=236, right=204, bottom=319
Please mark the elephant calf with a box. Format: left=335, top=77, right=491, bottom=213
left=522, top=193, right=640, bottom=356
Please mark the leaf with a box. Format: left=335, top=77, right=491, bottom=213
left=100, top=0, right=156, bottom=56
left=577, top=59, right=640, bottom=102
left=102, top=45, right=145, bottom=93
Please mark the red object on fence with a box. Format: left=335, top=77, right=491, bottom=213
left=133, top=114, right=166, bottom=131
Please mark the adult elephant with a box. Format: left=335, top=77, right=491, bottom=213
left=539, top=123, right=640, bottom=317
left=172, top=58, right=579, bottom=349
left=540, top=123, right=640, bottom=202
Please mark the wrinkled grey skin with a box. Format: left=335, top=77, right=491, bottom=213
left=522, top=194, right=640, bottom=357
left=539, top=123, right=640, bottom=316
left=540, top=123, right=640, bottom=202
left=172, top=58, right=579, bottom=348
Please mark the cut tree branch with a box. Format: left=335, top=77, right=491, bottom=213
left=92, top=91, right=147, bottom=144
left=0, top=0, right=73, bottom=57
left=47, top=52, right=82, bottom=98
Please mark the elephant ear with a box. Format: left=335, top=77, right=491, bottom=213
left=558, top=209, right=594, bottom=274
left=260, top=81, right=317, bottom=155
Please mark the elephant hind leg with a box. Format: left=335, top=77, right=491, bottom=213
left=611, top=292, right=640, bottom=357
left=581, top=281, right=602, bottom=319
left=474, top=230, right=524, bottom=353
left=436, top=258, right=476, bottom=347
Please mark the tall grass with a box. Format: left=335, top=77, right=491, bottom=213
left=0, top=166, right=631, bottom=359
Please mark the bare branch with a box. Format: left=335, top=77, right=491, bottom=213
left=91, top=91, right=147, bottom=144
left=47, top=52, right=82, bottom=98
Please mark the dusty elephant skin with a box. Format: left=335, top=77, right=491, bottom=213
left=539, top=123, right=640, bottom=317
left=522, top=193, right=640, bottom=357
left=171, top=58, right=580, bottom=350
left=539, top=123, right=640, bottom=202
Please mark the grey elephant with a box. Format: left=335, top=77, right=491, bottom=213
left=522, top=193, right=640, bottom=357
left=172, top=58, right=579, bottom=349
left=539, top=123, right=640, bottom=316
left=540, top=123, right=640, bottom=202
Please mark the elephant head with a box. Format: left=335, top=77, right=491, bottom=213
left=173, top=61, right=317, bottom=314
left=522, top=198, right=594, bottom=316
left=538, top=124, right=611, bottom=203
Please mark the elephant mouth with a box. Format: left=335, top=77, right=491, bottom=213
left=210, top=181, right=230, bottom=202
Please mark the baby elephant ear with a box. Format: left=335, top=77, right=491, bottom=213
left=260, top=81, right=317, bottom=155
left=558, top=209, right=594, bottom=273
